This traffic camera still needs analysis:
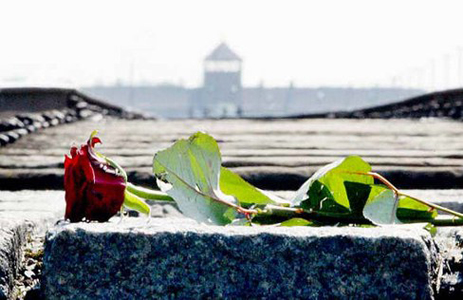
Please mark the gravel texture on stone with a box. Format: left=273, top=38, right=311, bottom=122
left=0, top=219, right=29, bottom=300
left=434, top=227, right=463, bottom=298
left=43, top=219, right=439, bottom=299
left=0, top=190, right=64, bottom=299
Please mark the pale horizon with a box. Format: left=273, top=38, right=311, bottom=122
left=2, top=0, right=463, bottom=91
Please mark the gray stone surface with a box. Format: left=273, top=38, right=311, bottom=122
left=43, top=219, right=438, bottom=299
left=0, top=190, right=65, bottom=232
left=0, top=219, right=29, bottom=300
left=434, top=228, right=463, bottom=298
left=0, top=190, right=64, bottom=299
left=0, top=189, right=461, bottom=299
left=0, top=190, right=184, bottom=299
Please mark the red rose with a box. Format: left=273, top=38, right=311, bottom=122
left=64, top=134, right=126, bottom=222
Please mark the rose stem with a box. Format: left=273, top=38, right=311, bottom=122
left=257, top=205, right=463, bottom=226
left=126, top=182, right=257, bottom=215
left=126, top=183, right=174, bottom=201
left=257, top=205, right=372, bottom=225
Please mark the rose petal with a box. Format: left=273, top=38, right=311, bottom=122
left=64, top=134, right=126, bottom=222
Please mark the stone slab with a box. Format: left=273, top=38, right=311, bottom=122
left=43, top=219, right=438, bottom=299
left=0, top=219, right=29, bottom=300
left=0, top=189, right=184, bottom=299
left=0, top=190, right=64, bottom=299
left=0, top=191, right=65, bottom=232
left=433, top=228, right=463, bottom=298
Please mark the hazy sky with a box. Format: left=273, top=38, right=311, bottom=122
left=2, top=0, right=463, bottom=90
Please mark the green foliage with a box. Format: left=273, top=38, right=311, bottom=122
left=68, top=130, right=459, bottom=228
left=289, top=156, right=438, bottom=226
left=147, top=133, right=449, bottom=228
left=423, top=223, right=437, bottom=237
left=279, top=218, right=314, bottom=227
left=291, top=156, right=373, bottom=212
left=344, top=181, right=371, bottom=217
left=220, top=167, right=280, bottom=206
left=363, top=189, right=402, bottom=225
left=397, top=195, right=438, bottom=222
left=363, top=184, right=437, bottom=223
left=153, top=132, right=237, bottom=225
left=345, top=183, right=438, bottom=224
left=152, top=132, right=284, bottom=225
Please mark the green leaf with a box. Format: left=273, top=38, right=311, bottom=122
left=220, top=167, right=283, bottom=206
left=396, top=195, right=438, bottom=222
left=363, top=184, right=437, bottom=223
left=303, top=180, right=351, bottom=213
left=344, top=181, right=372, bottom=216
left=291, top=156, right=438, bottom=226
left=423, top=223, right=437, bottom=237
left=123, top=190, right=151, bottom=216
left=363, top=189, right=402, bottom=225
left=279, top=218, right=314, bottom=227
left=153, top=132, right=238, bottom=225
left=291, top=156, right=373, bottom=212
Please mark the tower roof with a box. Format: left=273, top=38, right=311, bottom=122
left=205, top=42, right=242, bottom=62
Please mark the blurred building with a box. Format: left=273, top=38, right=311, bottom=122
left=83, top=43, right=424, bottom=118
left=198, top=43, right=243, bottom=117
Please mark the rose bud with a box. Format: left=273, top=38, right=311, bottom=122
left=64, top=132, right=126, bottom=222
